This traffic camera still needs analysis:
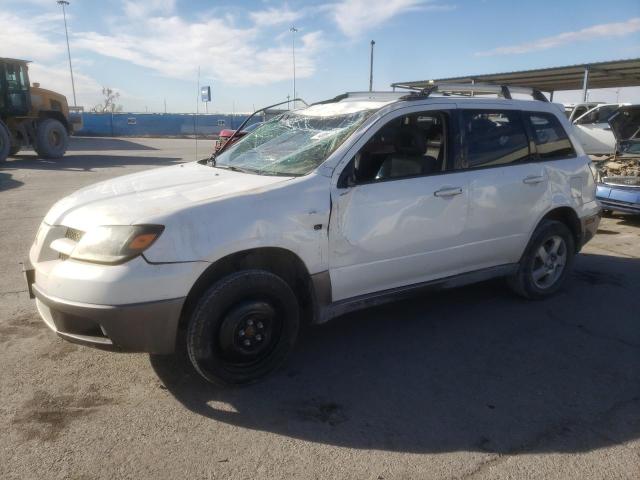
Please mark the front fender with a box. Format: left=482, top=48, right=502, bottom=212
left=142, top=174, right=331, bottom=275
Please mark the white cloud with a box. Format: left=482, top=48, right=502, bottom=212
left=73, top=15, right=324, bottom=86
left=28, top=62, right=105, bottom=107
left=476, top=17, right=640, bottom=56
left=250, top=6, right=303, bottom=27
left=0, top=12, right=63, bottom=62
left=0, top=12, right=115, bottom=108
left=329, top=0, right=453, bottom=37
left=122, top=0, right=176, bottom=18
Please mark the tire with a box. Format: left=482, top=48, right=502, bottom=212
left=35, top=118, right=68, bottom=159
left=0, top=122, right=10, bottom=162
left=187, top=270, right=300, bottom=386
left=507, top=220, right=575, bottom=300
left=9, top=145, right=21, bottom=156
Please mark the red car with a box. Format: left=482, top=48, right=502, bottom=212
left=214, top=122, right=262, bottom=153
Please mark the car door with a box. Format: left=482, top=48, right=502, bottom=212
left=457, top=107, right=551, bottom=270
left=328, top=106, right=473, bottom=302
left=572, top=105, right=619, bottom=155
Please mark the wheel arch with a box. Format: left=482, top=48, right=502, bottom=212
left=538, top=206, right=582, bottom=252
left=39, top=111, right=71, bottom=132
left=179, top=247, right=317, bottom=331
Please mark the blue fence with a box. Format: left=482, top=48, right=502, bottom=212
left=76, top=113, right=260, bottom=137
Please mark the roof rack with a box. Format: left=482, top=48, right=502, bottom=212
left=393, top=82, right=549, bottom=102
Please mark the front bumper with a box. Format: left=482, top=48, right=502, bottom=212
left=32, top=283, right=184, bottom=354
left=580, top=212, right=601, bottom=248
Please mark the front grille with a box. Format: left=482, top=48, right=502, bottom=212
left=65, top=227, right=84, bottom=242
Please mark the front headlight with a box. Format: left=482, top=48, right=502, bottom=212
left=70, top=225, right=164, bottom=264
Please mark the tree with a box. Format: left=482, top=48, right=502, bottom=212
left=92, top=87, right=123, bottom=113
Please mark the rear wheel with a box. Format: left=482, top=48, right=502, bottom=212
left=0, top=123, right=10, bottom=162
left=186, top=270, right=300, bottom=386
left=35, top=118, right=68, bottom=159
left=508, top=220, right=575, bottom=299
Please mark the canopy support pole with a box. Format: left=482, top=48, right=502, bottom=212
left=582, top=67, right=590, bottom=102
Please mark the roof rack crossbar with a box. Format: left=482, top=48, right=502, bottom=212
left=395, top=82, right=549, bottom=102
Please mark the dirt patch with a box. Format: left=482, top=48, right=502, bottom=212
left=38, top=341, right=79, bottom=360
left=11, top=387, right=117, bottom=442
left=0, top=314, right=45, bottom=344
left=290, top=398, right=348, bottom=426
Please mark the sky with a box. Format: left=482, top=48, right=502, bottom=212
left=1, top=0, right=639, bottom=113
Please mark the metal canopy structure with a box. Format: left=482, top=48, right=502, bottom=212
left=391, top=58, right=640, bottom=101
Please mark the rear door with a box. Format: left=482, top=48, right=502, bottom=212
left=456, top=107, right=551, bottom=270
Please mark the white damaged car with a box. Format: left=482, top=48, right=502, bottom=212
left=26, top=87, right=601, bottom=385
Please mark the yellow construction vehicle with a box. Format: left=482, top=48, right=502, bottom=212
left=0, top=58, right=79, bottom=162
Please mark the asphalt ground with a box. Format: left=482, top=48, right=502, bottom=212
left=1, top=137, right=638, bottom=479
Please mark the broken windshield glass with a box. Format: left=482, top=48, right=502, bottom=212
left=213, top=107, right=376, bottom=176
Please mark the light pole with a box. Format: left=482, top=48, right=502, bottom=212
left=369, top=40, right=375, bottom=92
left=57, top=1, right=77, bottom=107
left=290, top=25, right=298, bottom=109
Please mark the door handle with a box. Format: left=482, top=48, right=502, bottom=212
left=522, top=175, right=545, bottom=185
left=434, top=187, right=463, bottom=197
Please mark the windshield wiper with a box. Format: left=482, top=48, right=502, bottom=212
left=214, top=164, right=261, bottom=175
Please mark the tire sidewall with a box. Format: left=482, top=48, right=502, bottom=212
left=0, top=122, right=10, bottom=162
left=519, top=220, right=575, bottom=299
left=36, top=118, right=69, bottom=159
left=187, top=270, right=300, bottom=386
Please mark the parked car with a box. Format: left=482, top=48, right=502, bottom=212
left=564, top=102, right=603, bottom=122
left=571, top=103, right=630, bottom=155
left=25, top=87, right=601, bottom=386
left=594, top=105, right=640, bottom=214
left=213, top=122, right=263, bottom=154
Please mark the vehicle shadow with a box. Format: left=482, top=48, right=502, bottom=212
left=1, top=154, right=183, bottom=172
left=150, top=253, right=640, bottom=454
left=67, top=137, right=158, bottom=151
left=0, top=172, right=24, bottom=192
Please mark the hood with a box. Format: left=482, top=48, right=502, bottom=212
left=44, top=162, right=292, bottom=229
left=609, top=105, right=640, bottom=141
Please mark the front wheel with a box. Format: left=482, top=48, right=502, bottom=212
left=0, top=123, right=10, bottom=162
left=508, top=220, right=575, bottom=300
left=35, top=118, right=68, bottom=159
left=186, top=270, right=300, bottom=386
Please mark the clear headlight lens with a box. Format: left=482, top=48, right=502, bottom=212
left=70, top=225, right=164, bottom=264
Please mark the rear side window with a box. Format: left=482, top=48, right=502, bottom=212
left=462, top=110, right=529, bottom=168
left=526, top=112, right=575, bottom=160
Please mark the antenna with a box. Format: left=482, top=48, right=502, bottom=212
left=195, top=66, right=200, bottom=160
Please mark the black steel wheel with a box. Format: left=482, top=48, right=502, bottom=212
left=187, top=270, right=300, bottom=386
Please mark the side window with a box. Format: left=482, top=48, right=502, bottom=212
left=346, top=111, right=449, bottom=184
left=575, top=105, right=618, bottom=125
left=526, top=112, right=575, bottom=160
left=462, top=110, right=530, bottom=168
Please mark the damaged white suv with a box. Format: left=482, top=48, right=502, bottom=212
left=26, top=85, right=601, bottom=385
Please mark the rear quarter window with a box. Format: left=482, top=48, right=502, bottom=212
left=526, top=112, right=575, bottom=160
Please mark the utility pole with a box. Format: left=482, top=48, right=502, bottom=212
left=369, top=40, right=375, bottom=92
left=290, top=26, right=298, bottom=109
left=57, top=1, right=77, bottom=106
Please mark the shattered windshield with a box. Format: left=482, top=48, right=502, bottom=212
left=213, top=107, right=376, bottom=176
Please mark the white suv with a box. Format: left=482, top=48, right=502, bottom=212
left=26, top=87, right=601, bottom=385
